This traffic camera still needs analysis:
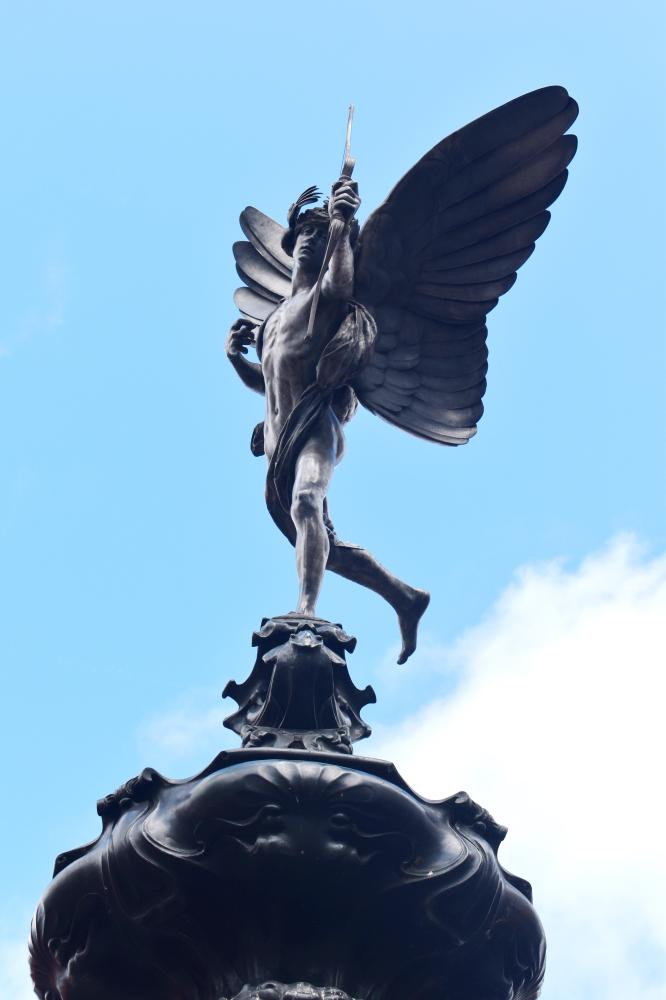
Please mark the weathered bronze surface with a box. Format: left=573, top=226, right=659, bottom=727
left=228, top=86, right=578, bottom=663
left=225, top=986, right=359, bottom=1000
left=31, top=748, right=544, bottom=1000
left=223, top=616, right=375, bottom=753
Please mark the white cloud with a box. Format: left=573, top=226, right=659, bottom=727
left=136, top=687, right=233, bottom=774
left=0, top=935, right=35, bottom=1000
left=370, top=535, right=666, bottom=1000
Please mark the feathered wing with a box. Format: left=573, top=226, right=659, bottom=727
left=233, top=206, right=293, bottom=322
left=353, top=86, right=578, bottom=445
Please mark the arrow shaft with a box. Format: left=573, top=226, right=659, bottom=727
left=306, top=106, right=356, bottom=339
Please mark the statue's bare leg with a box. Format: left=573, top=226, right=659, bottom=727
left=289, top=417, right=336, bottom=616
left=289, top=408, right=430, bottom=664
left=325, top=531, right=430, bottom=665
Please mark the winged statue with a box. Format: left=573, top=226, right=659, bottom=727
left=226, top=86, right=578, bottom=664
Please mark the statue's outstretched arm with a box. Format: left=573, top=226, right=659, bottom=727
left=226, top=318, right=265, bottom=396
left=322, top=179, right=360, bottom=302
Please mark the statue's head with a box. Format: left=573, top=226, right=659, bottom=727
left=287, top=210, right=330, bottom=273
left=282, top=186, right=359, bottom=268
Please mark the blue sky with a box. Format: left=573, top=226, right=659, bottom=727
left=1, top=3, right=664, bottom=998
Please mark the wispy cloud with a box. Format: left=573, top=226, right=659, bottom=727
left=371, top=535, right=666, bottom=1000
left=136, top=686, right=232, bottom=774
left=0, top=933, right=35, bottom=1000
left=0, top=252, right=69, bottom=360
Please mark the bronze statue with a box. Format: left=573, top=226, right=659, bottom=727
left=227, top=86, right=578, bottom=662
left=30, top=88, right=578, bottom=1000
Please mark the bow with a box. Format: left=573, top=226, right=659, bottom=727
left=306, top=104, right=356, bottom=339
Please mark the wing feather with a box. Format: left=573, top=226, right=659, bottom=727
left=432, top=99, right=578, bottom=213
left=385, top=369, right=421, bottom=391
left=375, top=332, right=399, bottom=352
left=409, top=294, right=498, bottom=324
left=406, top=135, right=577, bottom=252
left=385, top=86, right=573, bottom=221
left=379, top=404, right=478, bottom=444
left=416, top=380, right=487, bottom=408
left=239, top=207, right=293, bottom=276
left=418, top=327, right=487, bottom=357
left=409, top=398, right=485, bottom=426
left=420, top=363, right=489, bottom=392
left=233, top=287, right=277, bottom=323
left=232, top=208, right=293, bottom=323
left=233, top=241, right=291, bottom=301
left=423, top=212, right=552, bottom=270
left=362, top=393, right=476, bottom=444
left=416, top=348, right=489, bottom=377
left=387, top=344, right=422, bottom=368
left=420, top=248, right=534, bottom=285
left=414, top=274, right=517, bottom=301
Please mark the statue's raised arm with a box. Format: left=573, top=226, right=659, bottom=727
left=228, top=86, right=578, bottom=662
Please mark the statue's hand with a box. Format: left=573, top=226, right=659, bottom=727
left=226, top=318, right=257, bottom=358
left=330, top=178, right=360, bottom=223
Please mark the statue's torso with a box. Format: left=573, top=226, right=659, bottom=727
left=261, top=292, right=340, bottom=459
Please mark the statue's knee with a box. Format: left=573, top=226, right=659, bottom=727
left=291, top=487, right=323, bottom=524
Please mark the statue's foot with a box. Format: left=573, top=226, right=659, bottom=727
left=395, top=588, right=430, bottom=665
left=275, top=609, right=328, bottom=622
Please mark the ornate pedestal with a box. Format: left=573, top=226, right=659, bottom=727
left=31, top=619, right=545, bottom=1000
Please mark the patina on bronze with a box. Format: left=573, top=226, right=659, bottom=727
left=31, top=87, right=577, bottom=1000
left=31, top=748, right=545, bottom=1000
left=225, top=986, right=360, bottom=1000
left=227, top=86, right=578, bottom=663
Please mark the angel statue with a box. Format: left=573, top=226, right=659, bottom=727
left=226, top=86, right=578, bottom=664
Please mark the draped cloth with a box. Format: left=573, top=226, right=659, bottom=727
left=262, top=301, right=378, bottom=556
left=266, top=382, right=333, bottom=545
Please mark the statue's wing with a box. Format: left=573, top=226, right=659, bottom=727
left=353, top=86, right=578, bottom=445
left=232, top=206, right=293, bottom=322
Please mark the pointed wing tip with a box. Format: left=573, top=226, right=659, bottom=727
left=567, top=95, right=580, bottom=124
left=538, top=86, right=579, bottom=128
left=359, top=392, right=481, bottom=446
left=534, top=84, right=572, bottom=103
left=427, top=424, right=477, bottom=446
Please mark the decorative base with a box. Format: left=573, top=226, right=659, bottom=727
left=223, top=616, right=376, bottom=753
left=239, top=724, right=354, bottom=753
left=31, top=617, right=546, bottom=999
left=31, top=747, right=545, bottom=1000
left=225, top=985, right=357, bottom=1000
